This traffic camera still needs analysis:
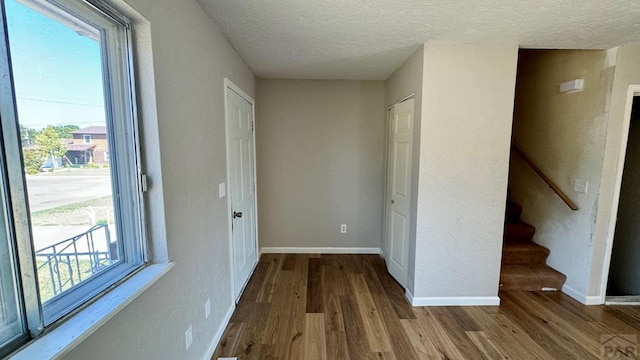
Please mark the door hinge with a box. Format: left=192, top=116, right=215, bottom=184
left=251, top=121, right=254, bottom=131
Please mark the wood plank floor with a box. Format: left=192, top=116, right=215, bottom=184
left=212, top=254, right=640, bottom=359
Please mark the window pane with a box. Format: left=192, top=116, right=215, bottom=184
left=5, top=0, right=120, bottom=304
left=0, top=175, right=24, bottom=350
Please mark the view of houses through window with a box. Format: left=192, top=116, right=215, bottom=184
left=7, top=0, right=118, bottom=303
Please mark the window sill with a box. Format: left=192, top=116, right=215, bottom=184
left=10, top=262, right=174, bottom=360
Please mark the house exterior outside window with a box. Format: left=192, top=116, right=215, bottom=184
left=71, top=126, right=109, bottom=164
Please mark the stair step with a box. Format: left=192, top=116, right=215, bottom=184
left=505, top=202, right=522, bottom=223
left=500, top=264, right=566, bottom=291
left=504, top=222, right=535, bottom=242
left=502, top=241, right=550, bottom=265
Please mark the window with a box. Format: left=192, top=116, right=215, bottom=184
left=0, top=0, right=145, bottom=355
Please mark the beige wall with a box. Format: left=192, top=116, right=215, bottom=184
left=384, top=45, right=424, bottom=293
left=509, top=50, right=614, bottom=301
left=64, top=0, right=256, bottom=359
left=413, top=43, right=518, bottom=301
left=256, top=80, right=386, bottom=250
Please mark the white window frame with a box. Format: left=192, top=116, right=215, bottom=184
left=83, top=134, right=91, bottom=144
left=0, top=0, right=157, bottom=356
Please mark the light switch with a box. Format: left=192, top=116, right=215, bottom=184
left=219, top=183, right=226, bottom=198
left=574, top=179, right=588, bottom=193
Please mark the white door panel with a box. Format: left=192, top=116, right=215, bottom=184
left=385, top=98, right=414, bottom=287
left=227, top=86, right=258, bottom=300
left=390, top=211, right=407, bottom=267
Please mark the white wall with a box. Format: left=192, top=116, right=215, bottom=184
left=509, top=50, right=615, bottom=301
left=63, top=0, right=255, bottom=359
left=412, top=43, right=518, bottom=303
left=384, top=45, right=424, bottom=294
left=256, top=80, right=386, bottom=251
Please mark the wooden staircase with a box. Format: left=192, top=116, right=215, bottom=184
left=500, top=202, right=566, bottom=291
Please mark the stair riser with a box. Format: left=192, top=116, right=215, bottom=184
left=499, top=281, right=565, bottom=291
left=506, top=204, right=522, bottom=223
left=500, top=265, right=567, bottom=292
left=504, top=226, right=535, bottom=242
left=499, top=274, right=566, bottom=291
left=500, top=284, right=562, bottom=291
left=502, top=250, right=549, bottom=265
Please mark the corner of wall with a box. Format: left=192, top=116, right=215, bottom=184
left=413, top=43, right=518, bottom=300
left=563, top=284, right=603, bottom=305
left=383, top=44, right=425, bottom=296
left=589, top=45, right=640, bottom=298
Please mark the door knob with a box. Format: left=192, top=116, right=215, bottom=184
left=233, top=211, right=243, bottom=219
left=391, top=200, right=395, bottom=204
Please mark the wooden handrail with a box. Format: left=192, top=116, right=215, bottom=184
left=511, top=144, right=578, bottom=211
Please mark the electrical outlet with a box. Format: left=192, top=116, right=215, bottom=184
left=205, top=298, right=211, bottom=319
left=340, top=224, right=347, bottom=234
left=185, top=325, right=193, bottom=350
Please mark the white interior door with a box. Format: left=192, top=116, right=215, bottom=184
left=226, top=84, right=258, bottom=300
left=384, top=98, right=414, bottom=287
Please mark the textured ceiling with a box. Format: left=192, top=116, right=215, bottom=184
left=197, top=0, right=640, bottom=80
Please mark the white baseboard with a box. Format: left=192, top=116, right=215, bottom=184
left=405, top=288, right=414, bottom=304
left=562, top=284, right=602, bottom=305
left=260, top=247, right=382, bottom=255
left=406, top=292, right=501, bottom=306
left=203, top=302, right=235, bottom=360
